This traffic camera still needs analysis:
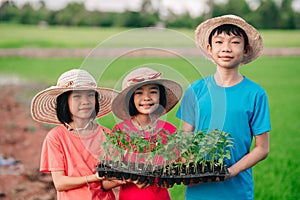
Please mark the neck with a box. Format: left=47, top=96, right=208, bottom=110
left=132, top=114, right=158, bottom=130
left=214, top=67, right=243, bottom=87
left=67, top=119, right=93, bottom=131
left=135, top=114, right=151, bottom=126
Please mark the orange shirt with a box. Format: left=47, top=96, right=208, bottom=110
left=40, top=124, right=115, bottom=200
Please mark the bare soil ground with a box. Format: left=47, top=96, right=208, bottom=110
left=0, top=83, right=56, bottom=200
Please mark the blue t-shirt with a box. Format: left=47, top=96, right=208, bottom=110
left=176, top=75, right=271, bottom=200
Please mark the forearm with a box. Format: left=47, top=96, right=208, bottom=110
left=228, top=146, right=268, bottom=177
left=52, top=172, right=102, bottom=191
left=102, top=179, right=125, bottom=190
left=228, top=132, right=269, bottom=178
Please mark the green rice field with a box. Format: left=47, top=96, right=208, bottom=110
left=1, top=23, right=300, bottom=48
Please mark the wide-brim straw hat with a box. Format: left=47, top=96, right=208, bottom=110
left=31, top=69, right=118, bottom=124
left=195, top=14, right=263, bottom=65
left=112, top=67, right=183, bottom=121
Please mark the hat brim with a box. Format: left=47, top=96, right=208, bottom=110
left=195, top=15, right=263, bottom=65
left=112, top=79, right=182, bottom=121
left=31, top=86, right=118, bottom=124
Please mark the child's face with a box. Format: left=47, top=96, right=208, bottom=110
left=68, top=90, right=96, bottom=120
left=133, top=84, right=160, bottom=115
left=207, top=32, right=249, bottom=69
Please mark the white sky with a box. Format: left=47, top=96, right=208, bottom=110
left=1, top=0, right=211, bottom=17
left=2, top=0, right=300, bottom=15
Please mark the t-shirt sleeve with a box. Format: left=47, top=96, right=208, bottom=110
left=40, top=130, right=65, bottom=173
left=176, top=86, right=197, bottom=126
left=164, top=122, right=177, bottom=134
left=250, top=90, right=271, bottom=136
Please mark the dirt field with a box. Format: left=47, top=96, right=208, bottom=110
left=0, top=83, right=56, bottom=200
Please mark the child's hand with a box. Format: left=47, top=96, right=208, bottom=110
left=225, top=167, right=237, bottom=179
left=135, top=180, right=150, bottom=189
left=125, top=178, right=150, bottom=189
left=157, top=181, right=174, bottom=188
left=110, top=179, right=127, bottom=185
left=95, top=172, right=105, bottom=180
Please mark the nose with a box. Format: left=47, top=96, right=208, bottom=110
left=143, top=92, right=151, bottom=101
left=81, top=94, right=91, bottom=105
left=222, top=41, right=232, bottom=52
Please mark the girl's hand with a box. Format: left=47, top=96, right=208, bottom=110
left=134, top=180, right=150, bottom=189
left=125, top=178, right=150, bottom=189
left=102, top=178, right=127, bottom=191
left=110, top=179, right=127, bottom=185
left=95, top=172, right=105, bottom=181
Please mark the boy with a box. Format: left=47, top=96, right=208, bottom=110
left=176, top=15, right=271, bottom=199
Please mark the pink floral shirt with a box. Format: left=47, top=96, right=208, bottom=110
left=113, top=119, right=177, bottom=200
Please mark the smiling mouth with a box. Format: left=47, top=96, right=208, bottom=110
left=139, top=103, right=154, bottom=108
left=220, top=56, right=233, bottom=60
left=80, top=107, right=92, bottom=112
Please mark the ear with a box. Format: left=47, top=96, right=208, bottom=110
left=206, top=44, right=212, bottom=56
left=244, top=45, right=251, bottom=56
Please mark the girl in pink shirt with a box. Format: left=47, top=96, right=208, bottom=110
left=31, top=69, right=124, bottom=200
left=111, top=67, right=183, bottom=200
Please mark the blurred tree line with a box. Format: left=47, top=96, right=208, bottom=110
left=0, top=0, right=299, bottom=29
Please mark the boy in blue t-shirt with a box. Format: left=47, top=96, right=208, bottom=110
left=176, top=15, right=271, bottom=200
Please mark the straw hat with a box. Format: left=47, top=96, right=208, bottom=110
left=112, top=67, right=182, bottom=121
left=31, top=69, right=118, bottom=124
left=195, top=14, right=263, bottom=64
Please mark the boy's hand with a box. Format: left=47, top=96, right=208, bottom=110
left=225, top=167, right=236, bottom=179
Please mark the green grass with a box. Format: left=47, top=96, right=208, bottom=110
left=240, top=57, right=300, bottom=200
left=0, top=23, right=195, bottom=48
left=260, top=30, right=300, bottom=47
left=1, top=56, right=300, bottom=199
left=1, top=23, right=300, bottom=48
left=0, top=57, right=83, bottom=83
left=0, top=23, right=127, bottom=48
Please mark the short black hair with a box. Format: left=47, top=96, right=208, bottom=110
left=56, top=90, right=100, bottom=124
left=208, top=24, right=249, bottom=50
left=126, top=84, right=166, bottom=117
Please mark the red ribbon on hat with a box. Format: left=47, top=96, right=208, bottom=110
left=127, top=72, right=162, bottom=86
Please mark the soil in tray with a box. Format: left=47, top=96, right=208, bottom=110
left=154, top=162, right=228, bottom=177
left=95, top=161, right=228, bottom=186
left=96, top=163, right=153, bottom=184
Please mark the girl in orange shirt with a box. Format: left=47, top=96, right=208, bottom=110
left=31, top=69, right=124, bottom=200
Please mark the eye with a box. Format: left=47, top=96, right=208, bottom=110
left=88, top=92, right=95, bottom=97
left=134, top=90, right=143, bottom=95
left=73, top=94, right=80, bottom=98
left=150, top=90, right=158, bottom=94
